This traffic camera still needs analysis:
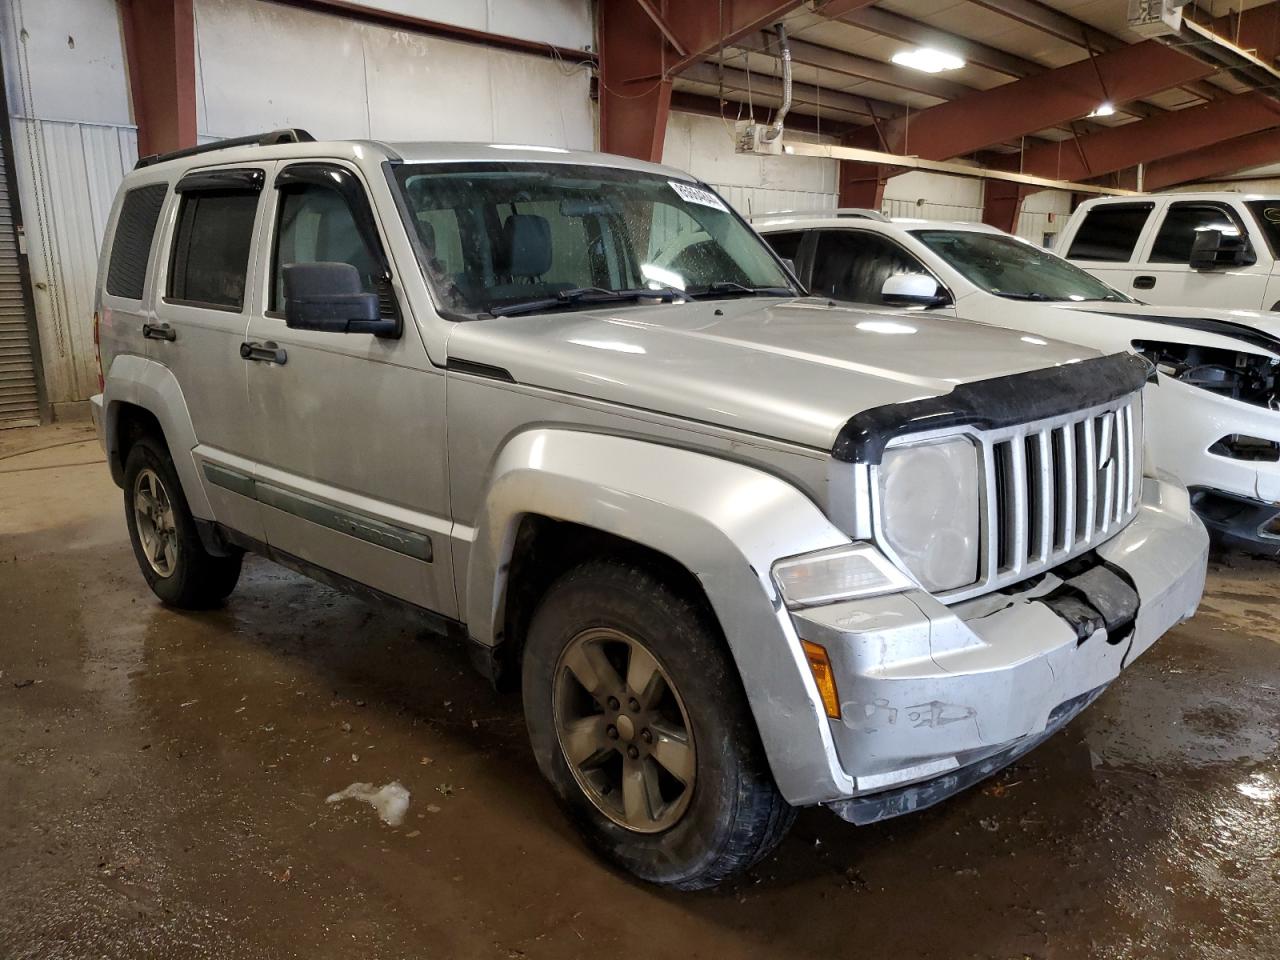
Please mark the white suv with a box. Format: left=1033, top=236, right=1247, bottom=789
left=1057, top=192, right=1280, bottom=312
left=754, top=210, right=1280, bottom=554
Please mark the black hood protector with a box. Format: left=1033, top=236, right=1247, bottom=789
left=833, top=352, right=1152, bottom=465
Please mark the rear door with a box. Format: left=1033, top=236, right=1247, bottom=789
left=1061, top=201, right=1155, bottom=295
left=243, top=160, right=454, bottom=616
left=153, top=164, right=266, bottom=540
left=1130, top=200, right=1270, bottom=309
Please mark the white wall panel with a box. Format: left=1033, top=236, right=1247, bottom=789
left=2, top=0, right=137, bottom=405
left=883, top=170, right=983, bottom=223
left=663, top=112, right=837, bottom=218
left=194, top=0, right=593, bottom=148
left=8, top=119, right=136, bottom=403
left=1017, top=189, right=1073, bottom=247
left=340, top=0, right=592, bottom=50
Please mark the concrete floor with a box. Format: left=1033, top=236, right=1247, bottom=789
left=1, top=423, right=1278, bottom=960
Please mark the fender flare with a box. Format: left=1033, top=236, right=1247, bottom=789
left=102, top=353, right=213, bottom=519
left=466, top=428, right=856, bottom=805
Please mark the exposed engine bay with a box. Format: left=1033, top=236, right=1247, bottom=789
left=1133, top=340, right=1280, bottom=410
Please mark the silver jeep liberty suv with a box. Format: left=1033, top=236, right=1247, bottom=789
left=92, top=130, right=1209, bottom=889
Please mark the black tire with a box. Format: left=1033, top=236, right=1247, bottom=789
left=522, top=559, right=795, bottom=889
left=123, top=435, right=242, bottom=608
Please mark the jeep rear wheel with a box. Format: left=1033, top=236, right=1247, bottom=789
left=123, top=436, right=242, bottom=608
left=522, top=560, right=795, bottom=889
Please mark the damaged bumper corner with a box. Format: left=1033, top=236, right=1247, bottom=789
left=791, top=475, right=1208, bottom=822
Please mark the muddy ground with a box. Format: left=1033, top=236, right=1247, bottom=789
left=1, top=423, right=1277, bottom=959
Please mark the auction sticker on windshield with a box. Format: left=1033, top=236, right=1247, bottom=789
left=670, top=180, right=728, bottom=213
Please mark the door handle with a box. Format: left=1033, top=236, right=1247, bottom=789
left=1132, top=275, right=1156, bottom=290
left=142, top=322, right=176, bottom=341
left=240, top=340, right=287, bottom=364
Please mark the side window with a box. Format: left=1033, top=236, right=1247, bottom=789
left=763, top=230, right=804, bottom=265
left=167, top=189, right=259, bottom=309
left=1150, top=202, right=1247, bottom=264
left=810, top=230, right=930, bottom=306
left=106, top=184, right=168, bottom=300
left=1065, top=203, right=1153, bottom=262
left=272, top=183, right=383, bottom=311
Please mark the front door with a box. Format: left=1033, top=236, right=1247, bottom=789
left=1132, top=201, right=1270, bottom=309
left=243, top=161, right=454, bottom=616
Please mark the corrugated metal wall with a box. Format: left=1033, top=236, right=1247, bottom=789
left=8, top=118, right=137, bottom=404
left=0, top=122, right=39, bottom=426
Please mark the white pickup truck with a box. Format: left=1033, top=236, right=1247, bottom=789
left=1057, top=192, right=1280, bottom=312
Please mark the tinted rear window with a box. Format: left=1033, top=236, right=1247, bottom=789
left=106, top=184, right=168, bottom=299
left=167, top=190, right=259, bottom=309
left=1065, top=203, right=1154, bottom=262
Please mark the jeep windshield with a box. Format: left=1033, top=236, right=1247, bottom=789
left=391, top=162, right=796, bottom=317
left=913, top=229, right=1132, bottom=304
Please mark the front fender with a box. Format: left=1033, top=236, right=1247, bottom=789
left=102, top=353, right=212, bottom=519
left=466, top=428, right=856, bottom=805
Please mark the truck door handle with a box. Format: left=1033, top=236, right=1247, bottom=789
left=240, top=340, right=287, bottom=364
left=142, top=322, right=176, bottom=341
left=1133, top=275, right=1156, bottom=290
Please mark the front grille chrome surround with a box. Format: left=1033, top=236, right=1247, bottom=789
left=871, top=391, right=1143, bottom=604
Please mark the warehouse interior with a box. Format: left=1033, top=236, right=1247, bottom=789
left=2, top=1, right=1280, bottom=957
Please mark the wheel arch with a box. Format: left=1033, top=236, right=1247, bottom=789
left=102, top=354, right=212, bottom=519
left=465, top=427, right=856, bottom=805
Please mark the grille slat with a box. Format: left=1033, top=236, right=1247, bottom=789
left=967, top=394, right=1141, bottom=599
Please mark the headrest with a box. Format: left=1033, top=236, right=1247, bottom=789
left=416, top=217, right=436, bottom=251
left=503, top=214, right=552, bottom=278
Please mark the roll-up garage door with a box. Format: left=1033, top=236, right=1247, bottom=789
left=0, top=129, right=40, bottom=428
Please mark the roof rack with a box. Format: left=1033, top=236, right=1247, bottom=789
left=749, top=207, right=890, bottom=223
left=134, top=128, right=316, bottom=170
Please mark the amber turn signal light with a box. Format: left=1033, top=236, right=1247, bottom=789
left=800, top=640, right=841, bottom=719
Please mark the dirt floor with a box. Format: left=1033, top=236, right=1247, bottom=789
left=1, top=422, right=1278, bottom=960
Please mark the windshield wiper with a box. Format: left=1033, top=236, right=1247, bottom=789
left=998, top=292, right=1062, bottom=302
left=487, top=286, right=686, bottom=318
left=692, top=281, right=795, bottom=299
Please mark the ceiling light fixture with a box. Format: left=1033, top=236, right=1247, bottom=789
left=890, top=47, right=965, bottom=73
left=1087, top=102, right=1116, bottom=118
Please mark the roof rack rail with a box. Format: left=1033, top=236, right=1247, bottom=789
left=749, top=207, right=890, bottom=223
left=134, top=128, right=316, bottom=170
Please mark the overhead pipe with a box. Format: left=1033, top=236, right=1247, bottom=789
left=764, top=22, right=793, bottom=142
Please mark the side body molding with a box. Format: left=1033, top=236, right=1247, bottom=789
left=465, top=428, right=856, bottom=804
left=101, top=353, right=212, bottom=519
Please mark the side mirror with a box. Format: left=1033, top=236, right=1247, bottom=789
left=881, top=273, right=947, bottom=306
left=282, top=262, right=398, bottom=336
left=1189, top=229, right=1254, bottom=270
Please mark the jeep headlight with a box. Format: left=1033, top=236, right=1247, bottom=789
left=877, top=436, right=981, bottom=593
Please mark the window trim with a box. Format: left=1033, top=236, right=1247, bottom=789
left=1065, top=201, right=1155, bottom=264
left=804, top=225, right=954, bottom=308
left=1146, top=199, right=1253, bottom=266
left=163, top=176, right=263, bottom=313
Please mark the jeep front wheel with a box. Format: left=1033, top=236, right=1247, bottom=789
left=522, top=560, right=795, bottom=889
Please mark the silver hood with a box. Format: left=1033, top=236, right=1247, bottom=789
left=445, top=298, right=1101, bottom=452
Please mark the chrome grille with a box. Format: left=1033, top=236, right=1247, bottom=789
left=978, top=393, right=1142, bottom=595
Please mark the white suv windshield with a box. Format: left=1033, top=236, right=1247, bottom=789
left=392, top=162, right=795, bottom=317
left=913, top=229, right=1131, bottom=303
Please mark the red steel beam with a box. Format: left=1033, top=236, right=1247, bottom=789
left=659, top=1, right=811, bottom=73
left=670, top=91, right=854, bottom=137
left=1143, top=127, right=1280, bottom=191
left=599, top=0, right=671, bottom=161
left=982, top=180, right=1030, bottom=234
left=120, top=0, right=197, bottom=156
left=838, top=161, right=892, bottom=208
left=1005, top=92, right=1280, bottom=183
left=846, top=40, right=1215, bottom=161
left=1195, top=1, right=1280, bottom=65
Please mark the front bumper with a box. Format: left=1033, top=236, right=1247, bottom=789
left=790, top=476, right=1207, bottom=819
left=1146, top=373, right=1280, bottom=552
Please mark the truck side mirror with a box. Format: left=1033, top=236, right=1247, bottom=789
left=881, top=273, right=947, bottom=306
left=282, top=262, right=398, bottom=337
left=1189, top=229, right=1255, bottom=270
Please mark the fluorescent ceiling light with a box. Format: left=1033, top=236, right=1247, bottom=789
left=890, top=47, right=965, bottom=73
left=1087, top=102, right=1116, bottom=118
